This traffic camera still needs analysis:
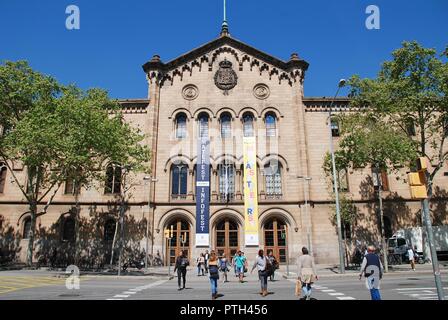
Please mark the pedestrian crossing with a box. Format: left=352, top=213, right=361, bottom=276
left=0, top=276, right=76, bottom=295
left=285, top=279, right=357, bottom=300
left=395, top=287, right=448, bottom=300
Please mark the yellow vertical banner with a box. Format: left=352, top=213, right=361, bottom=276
left=243, top=137, right=259, bottom=246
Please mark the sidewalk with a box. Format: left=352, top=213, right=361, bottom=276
left=278, top=262, right=448, bottom=279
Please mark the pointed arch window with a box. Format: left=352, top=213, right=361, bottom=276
left=62, top=217, right=76, bottom=242
left=175, top=113, right=187, bottom=139
left=243, top=113, right=255, bottom=137
left=265, top=113, right=277, bottom=137
left=105, top=163, right=122, bottom=194
left=219, top=162, right=235, bottom=201
left=0, top=162, right=7, bottom=193
left=220, top=113, right=232, bottom=138
left=23, top=217, right=32, bottom=239
left=171, top=162, right=188, bottom=199
left=198, top=113, right=209, bottom=138
left=104, top=219, right=116, bottom=241
left=264, top=160, right=282, bottom=198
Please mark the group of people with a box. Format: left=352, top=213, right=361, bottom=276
left=174, top=244, right=387, bottom=301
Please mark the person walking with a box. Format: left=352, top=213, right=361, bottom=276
left=219, top=253, right=230, bottom=283
left=196, top=253, right=205, bottom=276
left=204, top=250, right=210, bottom=274
left=267, top=250, right=279, bottom=281
left=359, top=245, right=383, bottom=300
left=234, top=251, right=246, bottom=283
left=174, top=250, right=189, bottom=290
left=297, top=247, right=318, bottom=300
left=233, top=252, right=238, bottom=277
left=251, top=249, right=271, bottom=297
left=208, top=250, right=220, bottom=300
left=407, top=246, right=416, bottom=271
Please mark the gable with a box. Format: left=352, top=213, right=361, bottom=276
left=143, top=35, right=309, bottom=87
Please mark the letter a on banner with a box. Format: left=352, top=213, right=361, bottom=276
left=243, top=137, right=259, bottom=245
left=195, top=137, right=210, bottom=246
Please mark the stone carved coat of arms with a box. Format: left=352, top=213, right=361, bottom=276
left=214, top=59, right=238, bottom=95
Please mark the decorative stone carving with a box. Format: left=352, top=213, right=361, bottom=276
left=214, top=59, right=238, bottom=95
left=182, top=84, right=199, bottom=100
left=253, top=83, right=270, bottom=100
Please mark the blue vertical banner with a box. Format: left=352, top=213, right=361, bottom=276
left=195, top=137, right=210, bottom=246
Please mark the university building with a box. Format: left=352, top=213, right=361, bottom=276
left=1, top=23, right=447, bottom=266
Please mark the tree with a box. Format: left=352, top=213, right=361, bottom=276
left=0, top=61, right=150, bottom=266
left=348, top=41, right=448, bottom=259
left=324, top=112, right=417, bottom=270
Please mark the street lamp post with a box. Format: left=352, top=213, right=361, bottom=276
left=328, top=79, right=346, bottom=274
left=143, top=176, right=158, bottom=271
left=297, top=176, right=312, bottom=252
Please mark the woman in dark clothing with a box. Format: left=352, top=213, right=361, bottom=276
left=174, top=250, right=189, bottom=290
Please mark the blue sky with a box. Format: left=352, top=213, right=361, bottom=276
left=1, top=0, right=447, bottom=98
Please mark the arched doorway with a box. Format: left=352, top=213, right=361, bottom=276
left=264, top=218, right=287, bottom=263
left=166, top=218, right=190, bottom=266
left=215, top=218, right=239, bottom=259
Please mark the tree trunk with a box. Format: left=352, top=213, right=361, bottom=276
left=109, top=219, right=119, bottom=266
left=26, top=202, right=37, bottom=267
left=74, top=190, right=81, bottom=266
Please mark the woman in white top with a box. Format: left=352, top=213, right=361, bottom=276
left=251, top=249, right=270, bottom=297
left=297, top=247, right=318, bottom=300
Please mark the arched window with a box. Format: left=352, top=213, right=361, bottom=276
left=171, top=163, right=188, bottom=199
left=218, top=163, right=235, bottom=201
left=220, top=113, right=232, bottom=138
left=175, top=113, right=187, bottom=139
left=264, top=160, right=282, bottom=198
left=198, top=113, right=209, bottom=138
left=23, top=217, right=32, bottom=239
left=104, top=219, right=116, bottom=241
left=0, top=162, right=7, bottom=193
left=342, top=221, right=352, bottom=240
left=265, top=113, right=277, bottom=137
left=243, top=113, right=254, bottom=137
left=105, top=163, right=122, bottom=194
left=62, top=217, right=75, bottom=242
left=383, top=216, right=392, bottom=238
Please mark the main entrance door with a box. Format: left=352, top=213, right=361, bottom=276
left=215, top=218, right=239, bottom=259
left=165, top=219, right=190, bottom=266
left=264, top=218, right=287, bottom=263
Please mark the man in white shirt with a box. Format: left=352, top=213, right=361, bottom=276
left=407, top=246, right=416, bottom=271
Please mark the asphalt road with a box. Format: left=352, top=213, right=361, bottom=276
left=0, top=268, right=447, bottom=300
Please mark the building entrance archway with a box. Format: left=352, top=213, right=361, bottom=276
left=215, top=218, right=239, bottom=259
left=165, top=218, right=190, bottom=266
left=264, top=218, right=287, bottom=263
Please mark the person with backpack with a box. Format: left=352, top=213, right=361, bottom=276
left=251, top=249, right=271, bottom=297
left=174, top=250, right=189, bottom=290
left=267, top=250, right=279, bottom=281
left=359, top=245, right=383, bottom=300
left=208, top=250, right=220, bottom=300
left=219, top=253, right=230, bottom=283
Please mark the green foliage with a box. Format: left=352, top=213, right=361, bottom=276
left=0, top=60, right=150, bottom=265
left=347, top=41, right=448, bottom=185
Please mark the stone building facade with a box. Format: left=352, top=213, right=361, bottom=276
left=1, top=27, right=447, bottom=266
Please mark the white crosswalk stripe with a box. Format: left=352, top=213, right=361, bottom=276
left=106, top=280, right=168, bottom=300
